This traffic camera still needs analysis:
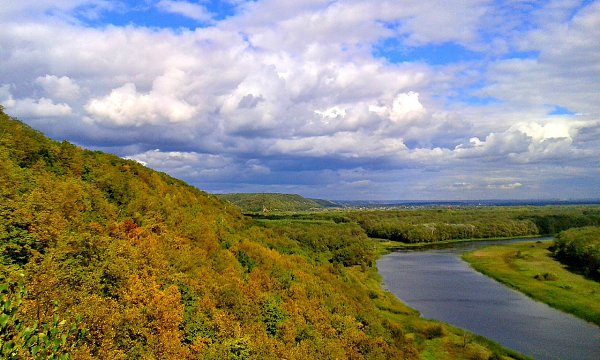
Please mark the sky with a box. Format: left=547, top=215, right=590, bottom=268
left=1, top=0, right=599, bottom=200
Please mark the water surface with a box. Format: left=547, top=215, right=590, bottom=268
left=377, top=239, right=600, bottom=360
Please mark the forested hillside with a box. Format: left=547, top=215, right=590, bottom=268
left=0, top=108, right=524, bottom=359
left=217, top=193, right=331, bottom=212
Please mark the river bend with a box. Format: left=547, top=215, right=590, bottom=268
left=377, top=239, right=600, bottom=360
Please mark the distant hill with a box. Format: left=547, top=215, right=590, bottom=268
left=217, top=193, right=337, bottom=212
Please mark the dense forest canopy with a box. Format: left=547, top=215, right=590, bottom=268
left=0, top=109, right=528, bottom=359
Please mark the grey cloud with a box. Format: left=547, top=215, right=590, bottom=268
left=238, top=94, right=264, bottom=109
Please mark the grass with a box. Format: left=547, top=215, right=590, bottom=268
left=463, top=241, right=600, bottom=326
left=374, top=235, right=544, bottom=254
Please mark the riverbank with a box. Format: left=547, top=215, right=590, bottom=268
left=374, top=234, right=544, bottom=253
left=463, top=241, right=600, bottom=326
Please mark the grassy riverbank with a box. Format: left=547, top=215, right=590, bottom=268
left=463, top=241, right=600, bottom=326
left=375, top=235, right=544, bottom=252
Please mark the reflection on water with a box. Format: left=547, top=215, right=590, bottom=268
left=377, top=238, right=600, bottom=360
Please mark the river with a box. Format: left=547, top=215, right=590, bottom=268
left=377, top=238, right=600, bottom=360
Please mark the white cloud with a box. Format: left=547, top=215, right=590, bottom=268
left=453, top=117, right=599, bottom=164
left=368, top=91, right=427, bottom=124
left=156, top=0, right=213, bottom=22
left=315, top=106, right=346, bottom=120
left=487, top=182, right=523, bottom=190
left=12, top=98, right=72, bottom=118
left=390, top=91, right=426, bottom=123
left=0, top=85, right=16, bottom=108
left=480, top=2, right=600, bottom=114
left=35, top=75, right=81, bottom=101
left=85, top=82, right=196, bottom=126
left=1, top=85, right=72, bottom=117
left=267, top=131, right=408, bottom=158
left=383, top=0, right=489, bottom=46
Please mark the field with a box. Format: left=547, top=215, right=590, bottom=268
left=463, top=241, right=600, bottom=326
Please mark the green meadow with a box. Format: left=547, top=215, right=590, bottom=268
left=464, top=241, right=600, bottom=326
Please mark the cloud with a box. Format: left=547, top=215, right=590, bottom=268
left=0, top=0, right=598, bottom=200
left=450, top=182, right=474, bottom=190
left=479, top=2, right=600, bottom=114
left=84, top=82, right=196, bottom=126
left=156, top=0, right=213, bottom=22
left=125, top=149, right=272, bottom=185
left=1, top=85, right=72, bottom=117
left=12, top=98, right=72, bottom=117
left=0, top=85, right=15, bottom=108
left=35, top=75, right=81, bottom=101
left=453, top=117, right=598, bottom=164
left=315, top=106, right=346, bottom=120
left=266, top=132, right=408, bottom=158
left=487, top=182, right=523, bottom=190
left=389, top=91, right=426, bottom=123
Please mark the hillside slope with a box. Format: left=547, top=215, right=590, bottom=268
left=0, top=108, right=524, bottom=359
left=217, top=193, right=333, bottom=212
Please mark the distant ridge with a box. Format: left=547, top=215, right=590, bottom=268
left=328, top=199, right=600, bottom=208
left=217, top=194, right=600, bottom=212
left=217, top=193, right=337, bottom=212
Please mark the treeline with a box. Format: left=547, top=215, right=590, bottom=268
left=251, top=207, right=600, bottom=244
left=527, top=213, right=600, bottom=235
left=553, top=226, right=600, bottom=281
left=0, top=109, right=523, bottom=359
left=335, top=208, right=600, bottom=243
left=351, top=214, right=538, bottom=243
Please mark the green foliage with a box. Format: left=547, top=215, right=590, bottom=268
left=533, top=272, right=558, bottom=281
left=528, top=213, right=600, bottom=234
left=0, top=281, right=85, bottom=359
left=257, top=220, right=376, bottom=267
left=223, top=337, right=251, bottom=360
left=236, top=250, right=256, bottom=273
left=347, top=208, right=542, bottom=243
left=553, top=226, right=600, bottom=280
left=261, top=296, right=287, bottom=337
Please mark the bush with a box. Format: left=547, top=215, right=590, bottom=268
left=533, top=272, right=558, bottom=281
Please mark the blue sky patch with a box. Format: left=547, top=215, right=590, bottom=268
left=374, top=38, right=482, bottom=65
left=77, top=0, right=241, bottom=29
left=549, top=105, right=576, bottom=116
